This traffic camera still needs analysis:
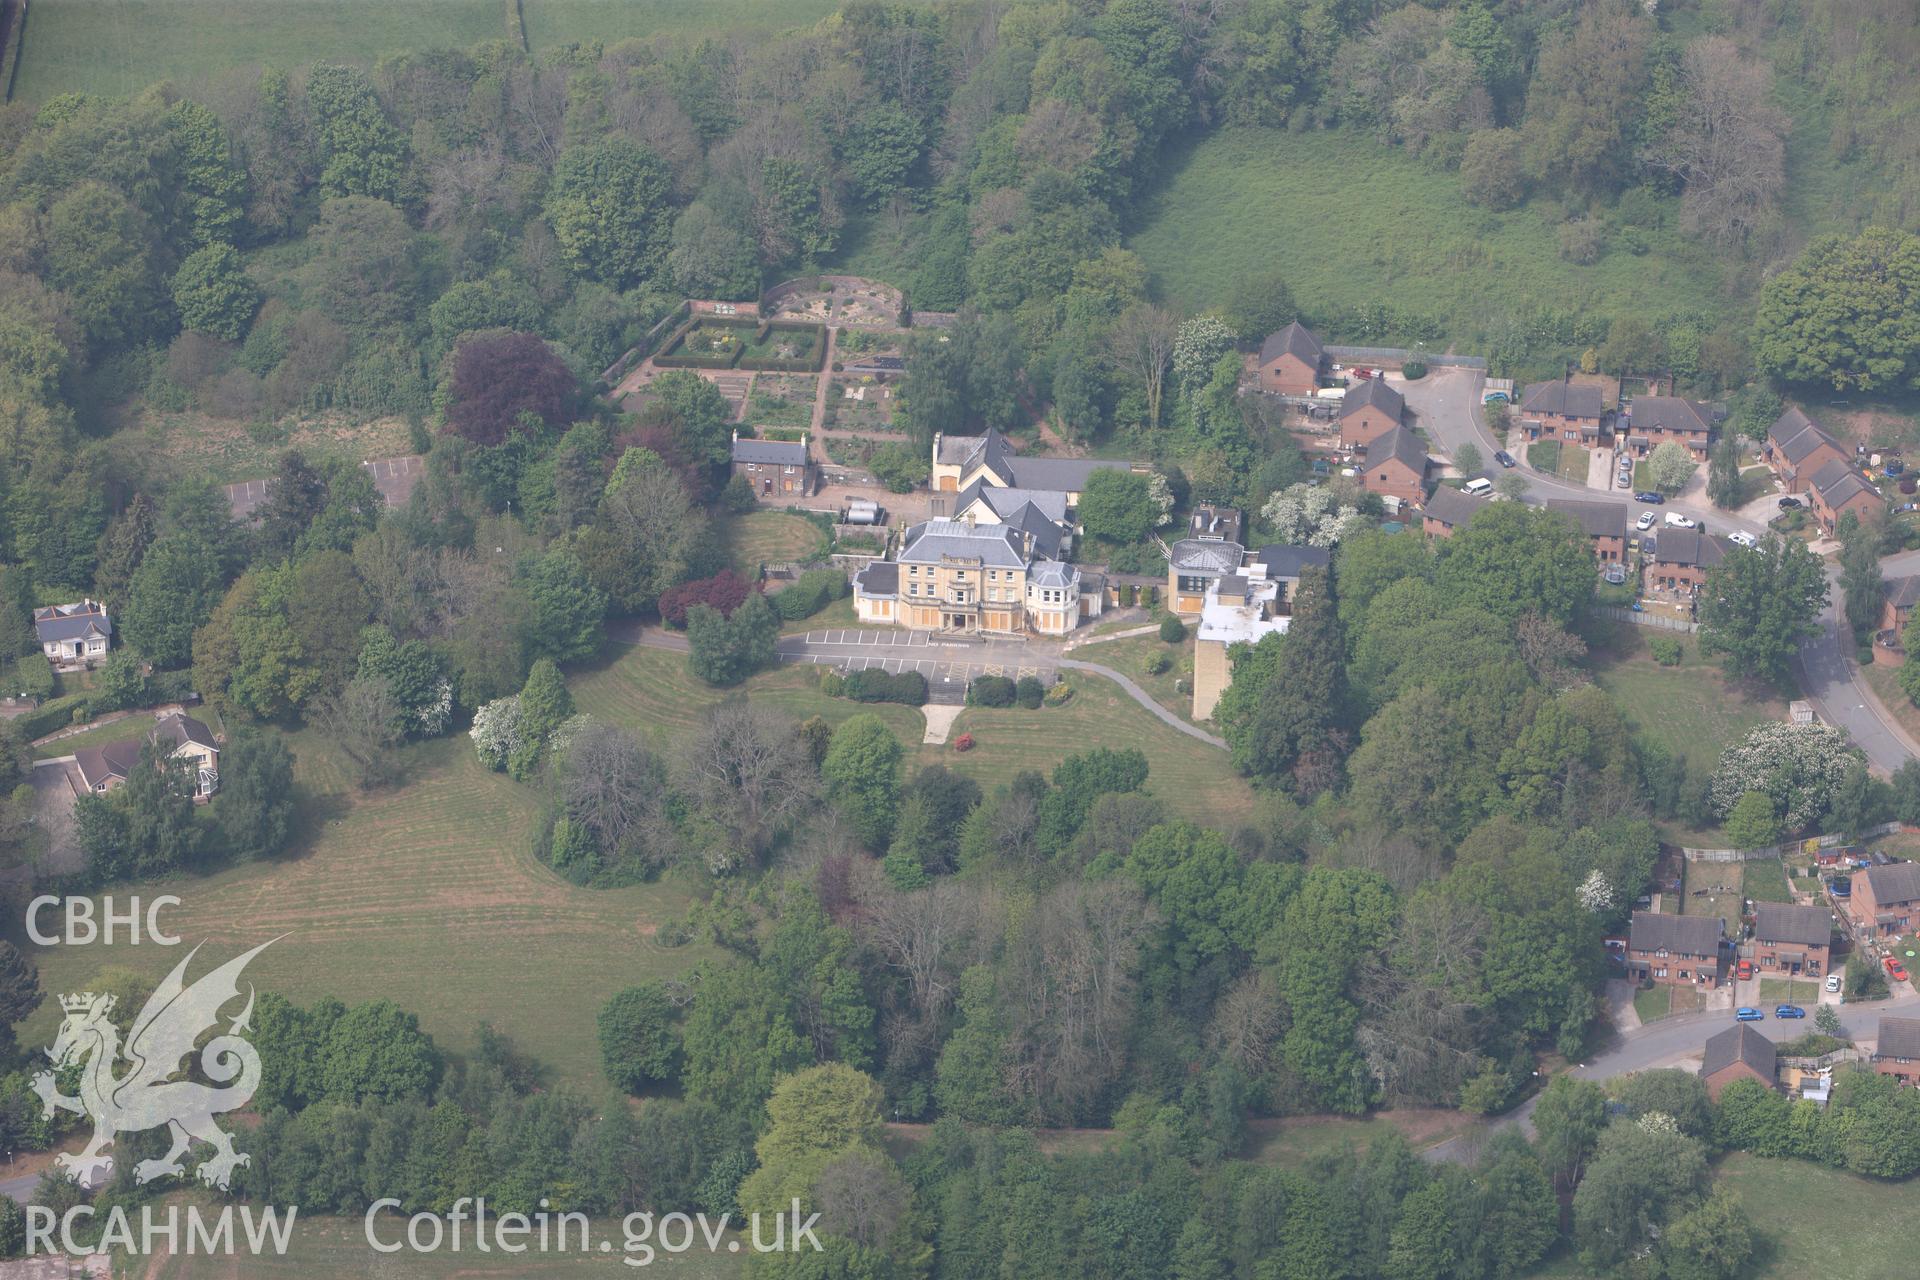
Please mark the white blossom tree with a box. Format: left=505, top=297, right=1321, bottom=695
left=1710, top=721, right=1860, bottom=831
left=470, top=694, right=529, bottom=771
left=1146, top=472, right=1176, bottom=528
left=1258, top=483, right=1370, bottom=548
left=1172, top=314, right=1235, bottom=395
left=1646, top=440, right=1697, bottom=494
left=1577, top=868, right=1615, bottom=913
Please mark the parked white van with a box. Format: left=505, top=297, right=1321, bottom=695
left=1463, top=477, right=1494, bottom=496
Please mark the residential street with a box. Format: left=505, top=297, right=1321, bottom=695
left=1423, top=986, right=1920, bottom=1163
left=1405, top=367, right=1917, bottom=773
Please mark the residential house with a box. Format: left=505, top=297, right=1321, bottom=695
left=1338, top=379, right=1406, bottom=451
left=929, top=428, right=1126, bottom=504
left=1807, top=458, right=1883, bottom=534
left=1646, top=528, right=1725, bottom=597
left=1193, top=575, right=1289, bottom=720
left=34, top=601, right=111, bottom=668
left=1255, top=322, right=1326, bottom=396
left=1751, top=902, right=1833, bottom=977
left=1422, top=485, right=1489, bottom=539
left=1766, top=408, right=1849, bottom=495
left=1881, top=575, right=1920, bottom=640
left=1626, top=910, right=1724, bottom=987
left=851, top=516, right=1103, bottom=636
left=1187, top=504, right=1242, bottom=545
left=1700, top=1024, right=1778, bottom=1101
left=1358, top=425, right=1428, bottom=506
left=1518, top=379, right=1605, bottom=444
left=729, top=432, right=814, bottom=497
left=1850, top=861, right=1920, bottom=938
left=1620, top=396, right=1713, bottom=461
left=1544, top=498, right=1629, bottom=564
left=73, top=712, right=220, bottom=800
left=1241, top=545, right=1330, bottom=614
left=1871, top=1016, right=1920, bottom=1085
left=1168, top=539, right=1246, bottom=619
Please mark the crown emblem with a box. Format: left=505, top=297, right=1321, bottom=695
left=60, top=992, right=111, bottom=1014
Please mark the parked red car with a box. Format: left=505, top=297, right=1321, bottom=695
left=1350, top=367, right=1376, bottom=380
left=1736, top=959, right=1753, bottom=981
left=1885, top=955, right=1911, bottom=984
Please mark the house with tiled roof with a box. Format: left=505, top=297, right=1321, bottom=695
left=1621, top=396, right=1713, bottom=462
left=851, top=516, right=1103, bottom=636
left=1752, top=902, right=1833, bottom=978
left=929, top=429, right=1126, bottom=505
left=1850, top=861, right=1920, bottom=938
left=1627, top=910, right=1725, bottom=987
left=730, top=431, right=814, bottom=497
left=72, top=712, right=220, bottom=800
left=1255, top=322, right=1326, bottom=396
left=1519, top=379, right=1605, bottom=444
left=1766, top=408, right=1849, bottom=495
left=1700, top=1024, right=1777, bottom=1100
left=1358, top=425, right=1428, bottom=506
left=34, top=601, right=111, bottom=669
left=1647, top=528, right=1725, bottom=597
left=1807, top=457, right=1882, bottom=535
left=1871, top=1016, right=1920, bottom=1085
left=1338, top=379, right=1406, bottom=451
left=1422, top=485, right=1489, bottom=539
left=1543, top=498, right=1629, bottom=564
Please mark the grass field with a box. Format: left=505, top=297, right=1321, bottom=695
left=1743, top=858, right=1795, bottom=903
left=1071, top=633, right=1195, bottom=725
left=1633, top=985, right=1672, bottom=1024
left=575, top=645, right=1253, bottom=828
left=724, top=512, right=827, bottom=575
left=1859, top=661, right=1920, bottom=748
left=16, top=730, right=716, bottom=1093
left=1758, top=978, right=1819, bottom=1003
left=1129, top=127, right=1727, bottom=341
left=1590, top=625, right=1782, bottom=771
left=942, top=674, right=1252, bottom=827
left=9, top=0, right=882, bottom=102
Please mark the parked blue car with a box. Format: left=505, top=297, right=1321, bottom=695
left=1775, top=1005, right=1807, bottom=1019
left=1736, top=1007, right=1766, bottom=1022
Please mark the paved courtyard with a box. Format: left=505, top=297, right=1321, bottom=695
left=776, top=630, right=1055, bottom=690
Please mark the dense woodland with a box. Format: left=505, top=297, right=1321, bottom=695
left=1, top=0, right=1920, bottom=1275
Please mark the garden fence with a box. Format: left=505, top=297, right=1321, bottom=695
left=1596, top=605, right=1697, bottom=633
left=1681, top=822, right=1902, bottom=862
left=1323, top=345, right=1487, bottom=370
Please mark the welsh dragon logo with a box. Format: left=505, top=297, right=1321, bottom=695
left=31, top=940, right=275, bottom=1190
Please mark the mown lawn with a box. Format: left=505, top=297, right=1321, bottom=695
left=724, top=511, right=828, bottom=576
left=575, top=645, right=1251, bottom=828
left=17, top=731, right=716, bottom=1094
left=1633, top=984, right=1672, bottom=1024
left=1073, top=632, right=1195, bottom=725
left=1713, top=1153, right=1920, bottom=1280
left=1590, top=626, right=1782, bottom=771
left=1129, top=127, right=1728, bottom=342
left=941, top=674, right=1251, bottom=828
left=1743, top=858, right=1796, bottom=903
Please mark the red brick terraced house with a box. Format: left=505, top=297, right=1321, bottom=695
left=1422, top=485, right=1488, bottom=539
left=1256, top=322, right=1326, bottom=396
left=1881, top=575, right=1920, bottom=639
left=1646, top=527, right=1725, bottom=597
left=1700, top=1024, right=1778, bottom=1101
left=1751, top=902, right=1833, bottom=978
left=1766, top=408, right=1849, bottom=495
left=1627, top=910, right=1725, bottom=987
left=1807, top=458, right=1883, bottom=535
left=1358, top=426, right=1429, bottom=507
left=1543, top=498, right=1629, bottom=565
left=1518, top=379, right=1605, bottom=444
left=1338, top=378, right=1406, bottom=451
left=1872, top=1016, right=1920, bottom=1085
left=1850, top=861, right=1920, bottom=939
left=1620, top=396, right=1713, bottom=461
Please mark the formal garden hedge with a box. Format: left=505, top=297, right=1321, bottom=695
left=837, top=669, right=927, bottom=706
left=651, top=317, right=827, bottom=372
